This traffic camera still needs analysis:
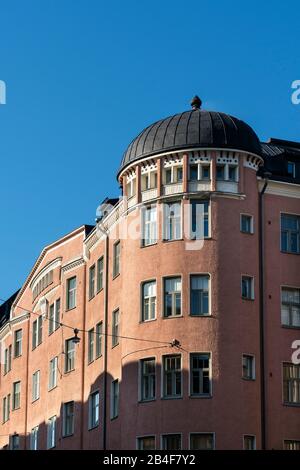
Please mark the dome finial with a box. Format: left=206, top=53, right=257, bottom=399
left=190, top=95, right=202, bottom=110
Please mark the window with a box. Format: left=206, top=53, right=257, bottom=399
left=2, top=395, right=10, bottom=423
left=190, top=200, right=209, bottom=239
left=190, top=353, right=211, bottom=396
left=113, top=241, right=120, bottom=277
left=47, top=416, right=56, bottom=449
left=281, top=214, right=300, bottom=254
left=88, top=328, right=94, bottom=363
left=142, top=171, right=157, bottom=191
left=216, top=165, right=225, bottom=180
left=10, top=434, right=20, bottom=450
left=137, top=436, right=155, bottom=450
left=281, top=288, right=300, bottom=327
left=14, top=329, right=22, bottom=357
left=112, top=309, right=119, bottom=347
left=111, top=379, right=119, bottom=419
left=164, top=277, right=182, bottom=317
left=12, top=381, right=21, bottom=410
left=189, top=163, right=211, bottom=181
left=97, top=257, right=104, bottom=292
left=49, top=357, right=58, bottom=390
left=228, top=166, right=237, bottom=181
left=32, top=316, right=43, bottom=349
left=190, top=275, right=209, bottom=316
left=176, top=167, right=183, bottom=182
left=65, top=339, right=75, bottom=372
left=162, top=434, right=181, bottom=450
left=202, top=165, right=210, bottom=179
left=48, top=299, right=60, bottom=335
left=140, top=358, right=155, bottom=401
left=88, top=391, right=100, bottom=429
left=165, top=168, right=172, bottom=184
left=3, top=345, right=12, bottom=375
left=142, top=205, right=157, bottom=247
left=30, top=426, right=39, bottom=450
left=240, top=214, right=253, bottom=234
left=287, top=162, right=296, bottom=178
left=63, top=401, right=74, bottom=437
left=163, top=355, right=182, bottom=398
left=190, top=164, right=198, bottom=180
left=32, top=371, right=40, bottom=402
left=95, top=322, right=103, bottom=358
left=243, top=435, right=256, bottom=450
left=163, top=202, right=181, bottom=241
left=66, top=276, right=77, bottom=309
left=242, top=355, right=255, bottom=380
left=283, top=363, right=300, bottom=404
left=241, top=276, right=254, bottom=300
left=142, top=281, right=156, bottom=321
left=89, top=265, right=96, bottom=300
left=190, top=433, right=214, bottom=450
left=284, top=440, right=300, bottom=450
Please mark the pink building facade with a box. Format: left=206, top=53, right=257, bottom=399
left=0, top=97, right=299, bottom=450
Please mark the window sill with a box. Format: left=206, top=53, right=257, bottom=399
left=189, top=394, right=212, bottom=399
left=65, top=306, right=77, bottom=313
left=162, top=314, right=183, bottom=319
left=31, top=398, right=40, bottom=404
left=88, top=359, right=94, bottom=365
left=96, top=287, right=104, bottom=295
left=12, top=406, right=21, bottom=411
left=189, top=313, right=211, bottom=317
left=161, top=396, right=183, bottom=400
left=240, top=231, right=254, bottom=235
left=241, top=297, right=255, bottom=301
left=281, top=324, right=300, bottom=330
left=242, top=377, right=256, bottom=382
left=141, top=242, right=158, bottom=249
left=110, top=415, right=119, bottom=421
left=64, top=368, right=75, bottom=374
left=281, top=250, right=300, bottom=256
left=48, top=385, right=58, bottom=392
left=283, top=402, right=300, bottom=407
left=162, top=238, right=183, bottom=243
left=112, top=273, right=120, bottom=281
left=14, top=354, right=22, bottom=359
left=95, top=354, right=103, bottom=360
left=111, top=343, right=119, bottom=349
left=139, top=318, right=157, bottom=324
left=88, top=295, right=95, bottom=302
left=139, top=398, right=156, bottom=404
left=88, top=424, right=99, bottom=431
left=62, top=434, right=74, bottom=439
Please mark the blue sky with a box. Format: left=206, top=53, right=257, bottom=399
left=0, top=0, right=299, bottom=300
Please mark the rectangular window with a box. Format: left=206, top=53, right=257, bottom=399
left=137, top=436, right=156, bottom=450
left=10, top=434, right=20, bottom=450
left=189, top=164, right=198, bottom=180
left=63, top=401, right=74, bottom=437
left=190, top=353, right=211, bottom=396
left=49, top=357, right=58, bottom=390
left=283, top=363, right=300, bottom=404
left=287, top=162, right=296, bottom=178
left=97, top=257, right=104, bottom=292
left=284, top=440, right=300, bottom=450
left=242, top=355, right=255, bottom=380
left=32, top=316, right=43, bottom=349
left=112, top=309, right=119, bottom=347
left=14, top=329, right=22, bottom=357
left=162, top=434, right=181, bottom=450
left=111, top=379, right=119, bottom=419
left=66, top=276, right=77, bottom=310
left=89, top=264, right=96, bottom=300
left=48, top=299, right=60, bottom=335
left=113, top=241, right=121, bottom=277
left=228, top=165, right=237, bottom=181
left=163, top=355, right=182, bottom=398
left=142, top=281, right=156, bottom=321
left=216, top=165, right=225, bottom=180
left=281, top=214, right=300, bottom=254
left=241, top=276, right=254, bottom=300
left=65, top=339, right=75, bottom=372
left=164, top=277, right=182, bottom=317
left=190, top=200, right=209, bottom=239
left=190, top=433, right=214, bottom=450
left=190, top=275, right=209, bottom=316
left=165, top=168, right=172, bottom=184
left=281, top=288, right=300, bottom=327
left=243, top=435, right=256, bottom=450
left=88, top=391, right=100, bottom=429
left=2, top=394, right=10, bottom=423
left=30, top=426, right=39, bottom=450
left=240, top=214, right=253, bottom=234
left=142, top=205, right=157, bottom=247
left=4, top=345, right=12, bottom=375
left=32, top=371, right=40, bottom=402
left=95, top=322, right=103, bottom=358
left=176, top=167, right=183, bottom=182
left=202, top=165, right=210, bottom=180
left=88, top=328, right=94, bottom=363
left=140, top=358, right=155, bottom=401
left=163, top=202, right=181, bottom=241
left=47, top=416, right=56, bottom=449
left=12, top=381, right=21, bottom=410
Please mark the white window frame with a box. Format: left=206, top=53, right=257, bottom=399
left=281, top=286, right=300, bottom=328
left=243, top=434, right=256, bottom=450
left=189, top=352, right=212, bottom=397
left=163, top=201, right=182, bottom=241
left=240, top=213, right=254, bottom=234
left=141, top=280, right=157, bottom=322
left=63, top=401, right=75, bottom=437
left=140, top=357, right=156, bottom=402
left=242, top=354, right=256, bottom=380
left=136, top=435, right=156, bottom=450
left=163, top=276, right=182, bottom=318
left=32, top=370, right=40, bottom=402
left=241, top=275, right=254, bottom=300
left=161, top=433, right=182, bottom=450
left=30, top=426, right=39, bottom=450
left=110, top=379, right=119, bottom=419
left=66, top=276, right=77, bottom=310
left=189, top=432, right=215, bottom=450
left=162, top=354, right=182, bottom=399
left=47, top=416, right=56, bottom=449
left=49, top=357, right=58, bottom=390
left=142, top=205, right=157, bottom=247
left=88, top=391, right=100, bottom=430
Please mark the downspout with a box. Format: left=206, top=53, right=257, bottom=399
left=258, top=170, right=271, bottom=450
left=103, top=232, right=109, bottom=450
left=24, top=312, right=30, bottom=449
left=80, top=262, right=87, bottom=449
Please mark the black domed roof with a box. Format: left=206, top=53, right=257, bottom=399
left=119, top=107, right=261, bottom=175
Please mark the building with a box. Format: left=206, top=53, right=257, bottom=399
left=0, top=96, right=300, bottom=450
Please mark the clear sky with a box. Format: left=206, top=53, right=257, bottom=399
left=0, top=0, right=299, bottom=300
